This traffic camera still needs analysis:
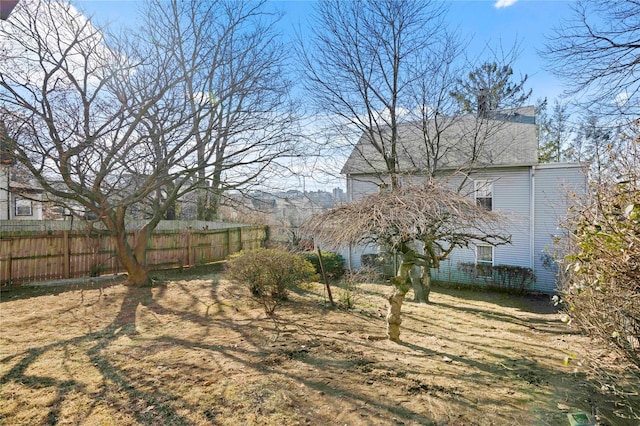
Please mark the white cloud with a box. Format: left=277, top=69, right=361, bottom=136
left=494, top=0, right=518, bottom=8
left=614, top=92, right=630, bottom=107
left=0, top=1, right=112, bottom=87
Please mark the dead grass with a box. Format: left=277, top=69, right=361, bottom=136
left=1, top=264, right=638, bottom=425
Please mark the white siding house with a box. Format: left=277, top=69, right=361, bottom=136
left=0, top=121, right=44, bottom=221
left=0, top=167, right=44, bottom=220
left=0, top=161, right=9, bottom=219
left=340, top=106, right=587, bottom=293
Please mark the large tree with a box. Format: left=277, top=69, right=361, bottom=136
left=304, top=180, right=510, bottom=341
left=300, top=0, right=529, bottom=326
left=300, top=0, right=531, bottom=184
left=0, top=0, right=296, bottom=286
left=299, top=0, right=450, bottom=189
left=140, top=0, right=297, bottom=221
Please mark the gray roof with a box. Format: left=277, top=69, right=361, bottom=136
left=341, top=106, right=537, bottom=175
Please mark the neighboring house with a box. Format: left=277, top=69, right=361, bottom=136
left=340, top=106, right=587, bottom=293
left=220, top=189, right=345, bottom=246
left=0, top=162, right=44, bottom=220
left=0, top=167, right=44, bottom=221
left=0, top=120, right=44, bottom=220
left=247, top=189, right=343, bottom=226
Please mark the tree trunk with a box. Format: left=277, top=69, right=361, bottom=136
left=387, top=286, right=407, bottom=342
left=112, top=230, right=152, bottom=287
left=422, top=271, right=431, bottom=302
left=410, top=265, right=427, bottom=303
left=387, top=249, right=413, bottom=342
left=164, top=202, right=176, bottom=220
left=126, top=263, right=151, bottom=287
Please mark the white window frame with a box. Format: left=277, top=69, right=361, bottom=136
left=475, top=245, right=493, bottom=278
left=15, top=197, right=33, bottom=216
left=474, top=179, right=493, bottom=211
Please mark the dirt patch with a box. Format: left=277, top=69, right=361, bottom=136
left=1, top=265, right=638, bottom=425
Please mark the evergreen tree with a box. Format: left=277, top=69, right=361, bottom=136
left=538, top=99, right=571, bottom=163
left=451, top=62, right=531, bottom=115
left=565, top=114, right=617, bottom=183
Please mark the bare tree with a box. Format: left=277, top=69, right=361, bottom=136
left=299, top=0, right=531, bottom=340
left=0, top=0, right=296, bottom=286
left=299, top=0, right=449, bottom=189
left=139, top=0, right=298, bottom=221
left=300, top=0, right=531, bottom=185
left=304, top=180, right=510, bottom=341
left=542, top=0, right=640, bottom=115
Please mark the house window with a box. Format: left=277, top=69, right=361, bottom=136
left=476, top=245, right=493, bottom=277
left=475, top=180, right=493, bottom=211
left=15, top=198, right=32, bottom=216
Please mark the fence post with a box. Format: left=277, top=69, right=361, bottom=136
left=239, top=227, right=243, bottom=251
left=227, top=228, right=232, bottom=256
left=185, top=229, right=191, bottom=267
left=63, top=230, right=70, bottom=278
left=5, top=239, right=12, bottom=284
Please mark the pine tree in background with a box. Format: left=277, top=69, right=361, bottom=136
left=450, top=62, right=531, bottom=115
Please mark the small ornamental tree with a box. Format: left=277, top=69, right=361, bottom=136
left=303, top=179, right=510, bottom=342
left=225, top=249, right=317, bottom=315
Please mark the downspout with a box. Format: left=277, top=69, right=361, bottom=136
left=347, top=174, right=353, bottom=269
left=5, top=167, right=10, bottom=220
left=530, top=165, right=536, bottom=272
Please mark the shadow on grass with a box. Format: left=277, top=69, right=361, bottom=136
left=1, top=285, right=194, bottom=425
left=0, top=276, right=125, bottom=303
left=432, top=283, right=558, bottom=314
left=3, top=272, right=637, bottom=425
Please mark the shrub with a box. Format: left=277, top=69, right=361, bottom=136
left=458, top=262, right=536, bottom=294
left=558, top=122, right=640, bottom=418
left=300, top=251, right=345, bottom=280
left=561, top=179, right=640, bottom=368
left=225, top=248, right=317, bottom=314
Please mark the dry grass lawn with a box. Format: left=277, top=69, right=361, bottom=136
left=1, top=264, right=638, bottom=425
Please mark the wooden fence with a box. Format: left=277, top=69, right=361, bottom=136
left=0, top=225, right=267, bottom=286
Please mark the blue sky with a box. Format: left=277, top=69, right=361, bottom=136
left=74, top=0, right=574, bottom=104
left=70, top=0, right=575, bottom=190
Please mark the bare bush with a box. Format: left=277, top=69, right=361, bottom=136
left=560, top=122, right=640, bottom=371
left=225, top=249, right=317, bottom=315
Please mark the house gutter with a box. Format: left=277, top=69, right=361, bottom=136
left=530, top=165, right=536, bottom=272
